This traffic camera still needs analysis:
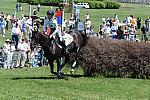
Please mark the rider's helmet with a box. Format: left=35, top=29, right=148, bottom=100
left=47, top=10, right=54, bottom=16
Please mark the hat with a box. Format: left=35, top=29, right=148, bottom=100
left=5, top=39, right=11, bottom=42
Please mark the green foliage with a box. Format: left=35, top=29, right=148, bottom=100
left=105, top=1, right=120, bottom=9
left=90, top=1, right=105, bottom=9
left=17, top=0, right=120, bottom=9
left=17, top=0, right=60, bottom=6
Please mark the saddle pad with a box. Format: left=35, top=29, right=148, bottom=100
left=62, top=33, right=73, bottom=46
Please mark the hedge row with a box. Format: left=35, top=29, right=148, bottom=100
left=17, top=0, right=60, bottom=6
left=17, top=0, right=120, bottom=9
left=79, top=37, right=150, bottom=79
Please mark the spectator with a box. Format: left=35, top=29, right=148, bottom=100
left=137, top=17, right=141, bottom=29
left=111, top=23, right=117, bottom=40
left=124, top=25, right=129, bottom=40
left=117, top=26, right=124, bottom=39
left=145, top=17, right=150, bottom=30
left=85, top=19, right=92, bottom=30
left=103, top=24, right=111, bottom=38
left=0, top=16, right=6, bottom=37
left=141, top=24, right=148, bottom=42
left=37, top=4, right=40, bottom=12
left=10, top=14, right=15, bottom=28
left=129, top=25, right=136, bottom=42
left=101, top=17, right=106, bottom=23
left=98, top=25, right=104, bottom=38
left=22, top=20, right=27, bottom=39
left=68, top=17, right=75, bottom=30
left=18, top=38, right=29, bottom=68
left=11, top=23, right=21, bottom=49
left=6, top=13, right=11, bottom=30
left=85, top=13, right=90, bottom=20
left=16, top=3, right=19, bottom=12
left=19, top=3, right=22, bottom=11
left=9, top=41, right=16, bottom=68
left=3, top=39, right=11, bottom=69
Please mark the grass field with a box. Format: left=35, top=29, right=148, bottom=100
left=1, top=0, right=150, bottom=99
left=1, top=66, right=150, bottom=100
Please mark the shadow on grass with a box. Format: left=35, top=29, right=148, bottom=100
left=12, top=74, right=85, bottom=80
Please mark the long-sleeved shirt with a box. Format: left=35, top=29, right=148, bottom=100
left=43, top=17, right=58, bottom=35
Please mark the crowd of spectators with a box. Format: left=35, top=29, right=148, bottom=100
left=97, top=14, right=149, bottom=42
left=0, top=6, right=46, bottom=69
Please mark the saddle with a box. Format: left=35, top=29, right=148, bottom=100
left=62, top=33, right=73, bottom=46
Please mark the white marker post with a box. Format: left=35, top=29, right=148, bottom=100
left=29, top=5, right=32, bottom=16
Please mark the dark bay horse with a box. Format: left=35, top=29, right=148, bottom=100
left=31, top=28, right=87, bottom=77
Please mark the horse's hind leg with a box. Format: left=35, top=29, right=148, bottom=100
left=70, top=47, right=80, bottom=75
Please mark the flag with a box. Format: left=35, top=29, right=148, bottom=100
left=55, top=10, right=63, bottom=25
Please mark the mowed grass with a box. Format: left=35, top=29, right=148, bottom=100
left=1, top=0, right=150, bottom=99
left=1, top=66, right=150, bottom=100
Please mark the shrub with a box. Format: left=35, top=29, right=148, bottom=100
left=79, top=37, right=150, bottom=79
left=104, top=1, right=120, bottom=9
left=18, top=0, right=120, bottom=9
left=17, top=0, right=60, bottom=6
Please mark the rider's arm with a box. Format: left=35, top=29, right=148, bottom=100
left=52, top=18, right=58, bottom=35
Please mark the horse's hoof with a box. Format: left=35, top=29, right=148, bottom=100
left=57, top=74, right=62, bottom=79
left=60, top=72, right=64, bottom=75
left=51, top=72, right=57, bottom=75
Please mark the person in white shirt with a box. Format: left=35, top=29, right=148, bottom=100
left=68, top=18, right=75, bottom=30
left=85, top=19, right=92, bottom=29
left=37, top=4, right=40, bottom=12
left=3, top=39, right=11, bottom=69
left=85, top=13, right=90, bottom=20
left=103, top=24, right=111, bottom=38
left=11, top=23, right=21, bottom=49
left=17, top=38, right=29, bottom=68
left=8, top=41, right=16, bottom=69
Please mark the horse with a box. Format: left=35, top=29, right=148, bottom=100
left=31, top=26, right=87, bottom=77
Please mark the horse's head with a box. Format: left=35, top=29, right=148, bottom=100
left=30, top=20, right=43, bottom=50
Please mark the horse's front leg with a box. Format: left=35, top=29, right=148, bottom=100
left=56, top=57, right=66, bottom=77
left=49, top=61, right=57, bottom=75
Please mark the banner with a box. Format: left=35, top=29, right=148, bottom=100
left=55, top=10, right=63, bottom=25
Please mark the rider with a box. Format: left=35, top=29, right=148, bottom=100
left=43, top=10, right=67, bottom=54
